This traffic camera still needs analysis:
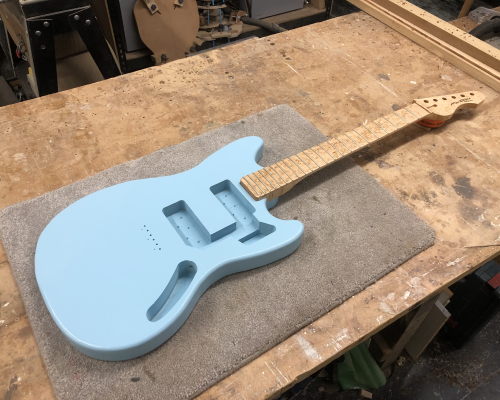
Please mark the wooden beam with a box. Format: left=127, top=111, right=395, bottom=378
left=458, top=0, right=474, bottom=19
left=348, top=0, right=500, bottom=92
left=379, top=293, right=440, bottom=369
left=375, top=0, right=500, bottom=71
left=310, top=0, right=326, bottom=10
left=405, top=298, right=451, bottom=359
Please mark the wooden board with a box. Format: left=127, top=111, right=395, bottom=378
left=348, top=0, right=500, bottom=91
left=458, top=0, right=474, bottom=19
left=367, top=0, right=500, bottom=71
left=57, top=52, right=104, bottom=91
left=1, top=11, right=500, bottom=400
left=379, top=293, right=439, bottom=369
left=310, top=0, right=326, bottom=11
left=405, top=296, right=451, bottom=359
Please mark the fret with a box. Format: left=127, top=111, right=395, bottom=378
left=283, top=158, right=305, bottom=177
left=319, top=142, right=342, bottom=159
left=311, top=145, right=335, bottom=163
left=345, top=130, right=369, bottom=147
left=337, top=134, right=360, bottom=151
left=354, top=127, right=377, bottom=143
left=407, top=103, right=430, bottom=119
left=259, top=169, right=280, bottom=189
left=304, top=149, right=327, bottom=168
left=328, top=138, right=351, bottom=155
left=297, top=152, right=320, bottom=171
left=373, top=117, right=394, bottom=137
left=267, top=165, right=288, bottom=185
left=249, top=172, right=271, bottom=194
left=394, top=108, right=415, bottom=124
left=363, top=122, right=385, bottom=139
left=278, top=160, right=300, bottom=179
left=241, top=176, right=262, bottom=198
left=385, top=113, right=407, bottom=129
left=292, top=154, right=315, bottom=173
left=289, top=155, right=311, bottom=175
left=261, top=168, right=285, bottom=197
left=254, top=169, right=279, bottom=192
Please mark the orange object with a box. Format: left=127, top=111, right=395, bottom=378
left=418, top=119, right=446, bottom=128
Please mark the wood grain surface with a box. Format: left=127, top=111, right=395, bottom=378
left=1, top=11, right=500, bottom=400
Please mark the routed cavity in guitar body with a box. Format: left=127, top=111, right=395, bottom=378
left=153, top=180, right=277, bottom=323
left=163, top=179, right=276, bottom=249
left=147, top=261, right=198, bottom=322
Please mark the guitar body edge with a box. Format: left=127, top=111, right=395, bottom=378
left=35, top=137, right=304, bottom=361
left=69, top=228, right=303, bottom=361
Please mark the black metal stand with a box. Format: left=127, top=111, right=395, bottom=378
left=6, top=0, right=121, bottom=97
left=27, top=18, right=57, bottom=96
left=68, top=7, right=120, bottom=79
left=0, top=16, right=16, bottom=81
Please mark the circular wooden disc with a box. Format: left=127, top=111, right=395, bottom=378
left=134, top=0, right=200, bottom=63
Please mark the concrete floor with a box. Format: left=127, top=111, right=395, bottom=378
left=290, top=312, right=500, bottom=400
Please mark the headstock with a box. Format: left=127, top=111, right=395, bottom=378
left=414, top=91, right=485, bottom=127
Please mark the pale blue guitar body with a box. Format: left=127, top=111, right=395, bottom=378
left=35, top=137, right=303, bottom=361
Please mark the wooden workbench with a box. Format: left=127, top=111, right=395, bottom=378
left=1, top=11, right=500, bottom=400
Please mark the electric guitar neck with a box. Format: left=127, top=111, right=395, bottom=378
left=240, top=91, right=485, bottom=202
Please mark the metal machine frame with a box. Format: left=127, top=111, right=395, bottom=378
left=0, top=0, right=120, bottom=96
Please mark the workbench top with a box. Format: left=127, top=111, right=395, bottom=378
left=1, top=11, right=500, bottom=400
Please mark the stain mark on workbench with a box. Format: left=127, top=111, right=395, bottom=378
left=459, top=203, right=485, bottom=223
left=5, top=375, right=18, bottom=400
left=418, top=189, right=440, bottom=208
left=376, top=160, right=393, bottom=169
left=452, top=177, right=474, bottom=199
left=429, top=171, right=446, bottom=186
left=397, top=189, right=409, bottom=202
left=16, top=326, right=32, bottom=340
left=298, top=88, right=310, bottom=98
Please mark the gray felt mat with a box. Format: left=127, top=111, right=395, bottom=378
left=0, top=105, right=434, bottom=399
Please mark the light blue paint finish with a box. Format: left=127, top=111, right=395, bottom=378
left=35, top=137, right=304, bottom=361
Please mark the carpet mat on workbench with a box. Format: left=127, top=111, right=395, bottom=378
left=0, top=105, right=434, bottom=399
